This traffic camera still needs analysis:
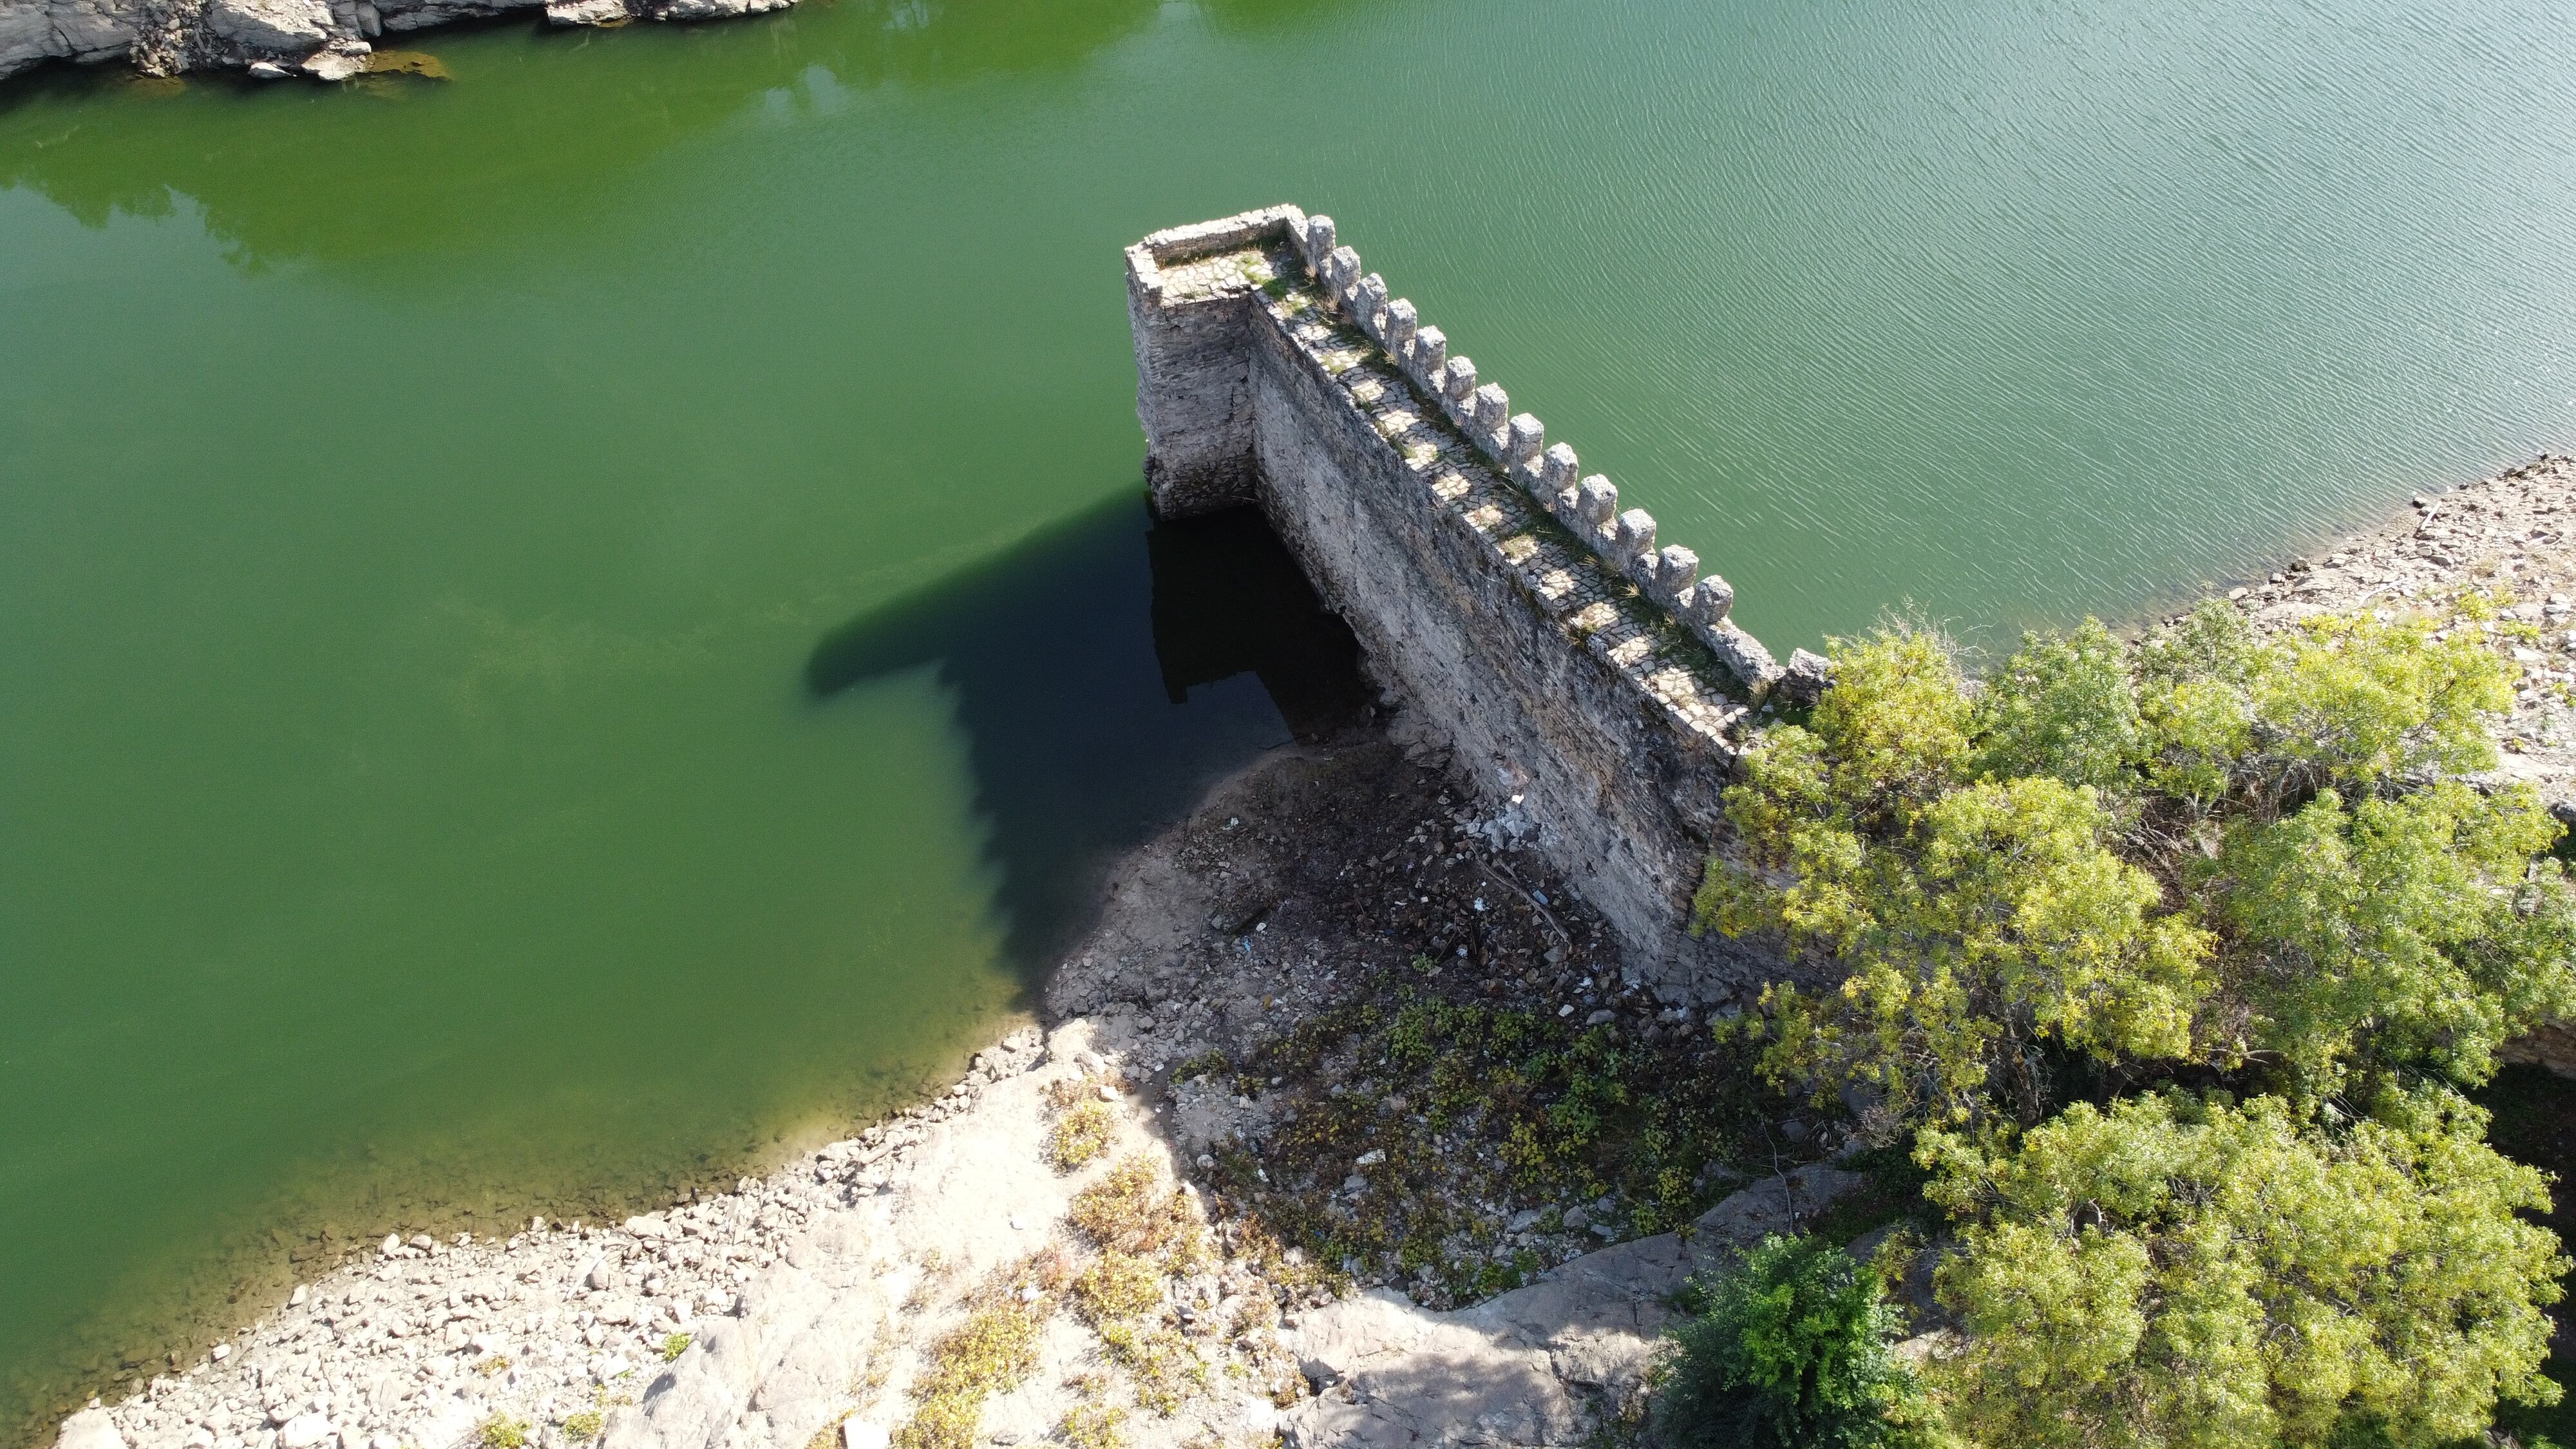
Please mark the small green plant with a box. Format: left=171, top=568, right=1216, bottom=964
left=475, top=1355, right=511, bottom=1376
left=1654, top=1234, right=1922, bottom=1449
left=1059, top=1403, right=1126, bottom=1449
left=893, top=1304, right=1043, bottom=1449
left=560, top=1412, right=604, bottom=1443
left=1048, top=1102, right=1115, bottom=1171
left=1095, top=1320, right=1204, bottom=1416
left=660, top=1332, right=692, bottom=1361
left=1071, top=1250, right=1164, bottom=1323
left=1066, top=1150, right=1185, bottom=1253
left=475, top=1416, right=531, bottom=1449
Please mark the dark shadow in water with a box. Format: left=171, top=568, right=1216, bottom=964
left=804, top=492, right=1365, bottom=980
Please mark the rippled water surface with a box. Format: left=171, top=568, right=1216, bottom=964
left=5, top=0, right=2573, bottom=1437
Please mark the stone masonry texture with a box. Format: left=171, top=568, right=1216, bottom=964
left=1126, top=207, right=1786, bottom=998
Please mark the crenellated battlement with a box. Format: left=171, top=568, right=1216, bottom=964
left=1126, top=205, right=1788, bottom=991
left=1284, top=211, right=1786, bottom=694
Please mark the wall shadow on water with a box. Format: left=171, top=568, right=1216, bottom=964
left=804, top=493, right=1365, bottom=983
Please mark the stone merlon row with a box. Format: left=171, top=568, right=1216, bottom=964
left=1295, top=214, right=1811, bottom=698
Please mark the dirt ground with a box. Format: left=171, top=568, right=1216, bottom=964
left=1042, top=700, right=1817, bottom=1314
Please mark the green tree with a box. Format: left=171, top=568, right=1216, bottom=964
left=1700, top=603, right=2573, bottom=1134
left=1919, top=1090, right=2565, bottom=1449
left=1656, top=1232, right=1929, bottom=1449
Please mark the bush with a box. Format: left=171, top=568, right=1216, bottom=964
left=1069, top=1156, right=1204, bottom=1267
left=475, top=1417, right=530, bottom=1449
left=560, top=1411, right=604, bottom=1443
left=1654, top=1233, right=1923, bottom=1449
left=893, top=1303, right=1043, bottom=1449
left=1700, top=603, right=2574, bottom=1133
left=1049, top=1101, right=1114, bottom=1171
left=1059, top=1403, right=1126, bottom=1449
left=1923, top=1090, right=2566, bottom=1449
left=1694, top=600, right=2575, bottom=1448
left=1070, top=1250, right=1163, bottom=1323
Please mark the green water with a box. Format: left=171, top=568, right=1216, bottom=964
left=5, top=0, right=2573, bottom=1436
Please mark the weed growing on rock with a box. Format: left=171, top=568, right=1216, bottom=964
left=1095, top=1321, right=1205, bottom=1416
left=1059, top=1402, right=1126, bottom=1449
left=560, top=1411, right=603, bottom=1443
left=893, top=1304, right=1043, bottom=1449
left=1048, top=1102, right=1115, bottom=1171
left=1201, top=975, right=1786, bottom=1306
left=474, top=1416, right=530, bottom=1449
left=1070, top=1251, right=1163, bottom=1324
left=1070, top=1157, right=1208, bottom=1269
left=659, top=1333, right=691, bottom=1362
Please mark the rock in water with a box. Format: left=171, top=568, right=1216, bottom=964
left=302, top=48, right=364, bottom=79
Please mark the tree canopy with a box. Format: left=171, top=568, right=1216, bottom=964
left=1691, top=598, right=2576, bottom=1448
left=1699, top=601, right=2575, bottom=1133
left=1922, top=1089, right=2562, bottom=1449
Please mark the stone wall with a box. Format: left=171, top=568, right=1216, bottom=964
left=1127, top=207, right=1817, bottom=996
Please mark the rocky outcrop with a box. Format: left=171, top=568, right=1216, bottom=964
left=0, top=0, right=789, bottom=85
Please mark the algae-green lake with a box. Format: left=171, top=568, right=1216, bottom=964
left=5, top=0, right=2573, bottom=1437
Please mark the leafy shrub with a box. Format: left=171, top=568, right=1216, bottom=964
left=893, top=1304, right=1043, bottom=1449
left=660, top=1332, right=692, bottom=1361
left=1923, top=1090, right=2566, bottom=1449
left=560, top=1411, right=604, bottom=1443
left=1654, top=1233, right=1922, bottom=1449
left=1069, top=1156, right=1204, bottom=1267
left=1048, top=1101, right=1115, bottom=1171
left=475, top=1417, right=531, bottom=1449
left=1701, top=602, right=2574, bottom=1133
left=1070, top=1250, right=1163, bottom=1323
left=1059, top=1403, right=1126, bottom=1449
left=1694, top=599, right=2576, bottom=1448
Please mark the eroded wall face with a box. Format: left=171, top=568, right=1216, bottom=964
left=1127, top=207, right=1788, bottom=997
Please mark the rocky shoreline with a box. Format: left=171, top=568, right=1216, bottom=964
left=48, top=452, right=2576, bottom=1449
left=47, top=724, right=1853, bottom=1449
left=0, top=0, right=782, bottom=88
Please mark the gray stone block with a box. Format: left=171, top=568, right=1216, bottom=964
left=1302, top=215, right=1336, bottom=271
left=1577, top=475, right=1618, bottom=527
left=1689, top=574, right=1734, bottom=624
left=1779, top=649, right=1835, bottom=707
left=1656, top=545, right=1698, bottom=594
left=1471, top=384, right=1510, bottom=435
left=1356, top=275, right=1390, bottom=336
left=1708, top=621, right=1782, bottom=692
left=1409, top=327, right=1447, bottom=387
left=1614, top=508, right=1656, bottom=561
left=1325, top=247, right=1360, bottom=307
left=1383, top=299, right=1417, bottom=356
left=1441, top=357, right=1477, bottom=404
left=1541, top=443, right=1580, bottom=492
left=1505, top=414, right=1544, bottom=468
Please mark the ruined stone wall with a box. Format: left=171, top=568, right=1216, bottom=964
left=1126, top=207, right=1814, bottom=996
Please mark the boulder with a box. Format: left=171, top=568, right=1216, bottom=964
left=56, top=1410, right=126, bottom=1449
left=205, top=0, right=330, bottom=48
